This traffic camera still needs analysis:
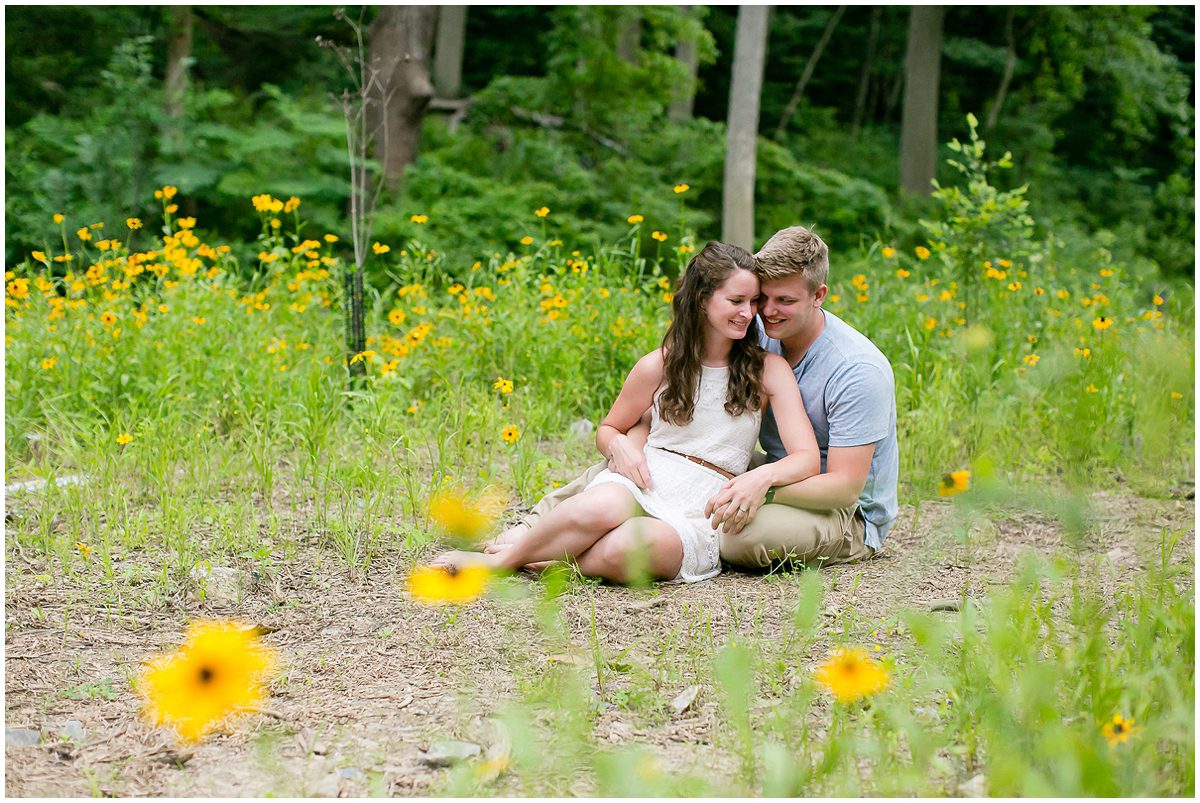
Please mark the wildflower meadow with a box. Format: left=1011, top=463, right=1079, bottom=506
left=3, top=4, right=1195, bottom=772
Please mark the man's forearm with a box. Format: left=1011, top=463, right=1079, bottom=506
left=771, top=471, right=862, bottom=511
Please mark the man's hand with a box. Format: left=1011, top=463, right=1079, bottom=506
left=606, top=433, right=652, bottom=489
left=704, top=465, right=775, bottom=534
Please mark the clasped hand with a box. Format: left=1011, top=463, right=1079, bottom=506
left=607, top=434, right=652, bottom=489
left=704, top=466, right=774, bottom=534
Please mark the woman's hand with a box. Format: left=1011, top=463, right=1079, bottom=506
left=606, top=433, right=653, bottom=490
left=704, top=466, right=775, bottom=534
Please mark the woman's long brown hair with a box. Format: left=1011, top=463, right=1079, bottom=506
left=658, top=241, right=766, bottom=426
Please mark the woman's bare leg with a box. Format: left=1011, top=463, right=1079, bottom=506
left=434, top=483, right=637, bottom=572
left=573, top=517, right=684, bottom=584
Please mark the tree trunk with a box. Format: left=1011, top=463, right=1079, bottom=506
left=773, top=5, right=846, bottom=140
left=617, top=9, right=642, bottom=64
left=984, top=7, right=1017, bottom=132
left=899, top=5, right=944, bottom=196
left=722, top=5, right=770, bottom=251
left=668, top=5, right=699, bottom=122
left=432, top=5, right=466, bottom=98
left=164, top=6, right=193, bottom=123
left=850, top=6, right=881, bottom=139
left=368, top=6, right=437, bottom=192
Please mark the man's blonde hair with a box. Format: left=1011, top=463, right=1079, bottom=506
left=753, top=226, right=829, bottom=290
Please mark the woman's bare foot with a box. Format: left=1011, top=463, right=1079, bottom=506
left=430, top=549, right=501, bottom=573
left=482, top=542, right=555, bottom=573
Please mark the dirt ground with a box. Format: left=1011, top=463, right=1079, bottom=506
left=5, top=489, right=1194, bottom=797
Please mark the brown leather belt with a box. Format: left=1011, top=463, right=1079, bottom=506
left=656, top=447, right=736, bottom=480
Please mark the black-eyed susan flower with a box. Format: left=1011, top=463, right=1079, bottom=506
left=348, top=349, right=377, bottom=365
left=914, top=246, right=931, bottom=260
left=126, top=218, right=142, bottom=230
left=814, top=647, right=890, bottom=703
left=1022, top=354, right=1040, bottom=367
left=75, top=542, right=93, bottom=559
left=500, top=425, right=520, bottom=445
left=493, top=377, right=514, bottom=395
left=938, top=470, right=970, bottom=497
left=428, top=489, right=501, bottom=542
left=1092, top=316, right=1114, bottom=331
left=116, top=432, right=133, bottom=446
left=40, top=357, right=57, bottom=370
left=407, top=565, right=491, bottom=605
left=138, top=619, right=276, bottom=743
left=388, top=308, right=406, bottom=326
left=1100, top=714, right=1138, bottom=746
left=651, top=231, right=668, bottom=242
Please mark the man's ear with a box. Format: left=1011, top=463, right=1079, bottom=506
left=813, top=284, right=829, bottom=306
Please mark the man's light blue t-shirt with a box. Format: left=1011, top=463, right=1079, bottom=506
left=757, top=310, right=899, bottom=550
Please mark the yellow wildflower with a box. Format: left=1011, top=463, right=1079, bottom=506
left=284, top=196, right=300, bottom=213
left=914, top=246, right=931, bottom=260
left=407, top=565, right=490, bottom=606
left=40, top=357, right=57, bottom=370
left=938, top=470, right=970, bottom=497
left=673, top=183, right=689, bottom=194
left=493, top=377, right=514, bottom=395
left=75, top=542, right=93, bottom=558
left=500, top=425, right=520, bottom=445
left=1022, top=354, right=1040, bottom=367
left=534, top=206, right=550, bottom=218
left=1086, top=384, right=1099, bottom=394
left=651, top=231, right=668, bottom=242
left=1092, top=316, right=1114, bottom=331
left=372, top=242, right=390, bottom=255
left=116, top=433, right=133, bottom=446
left=1100, top=714, right=1138, bottom=747
left=896, top=269, right=910, bottom=278
left=126, top=218, right=143, bottom=230
left=923, top=317, right=937, bottom=331
left=77, top=227, right=92, bottom=241
left=520, top=236, right=534, bottom=246
left=138, top=619, right=276, bottom=743
left=814, top=647, right=890, bottom=703
left=627, top=214, right=644, bottom=225
left=882, top=246, right=896, bottom=259
left=53, top=213, right=65, bottom=224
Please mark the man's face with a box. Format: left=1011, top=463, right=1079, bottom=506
left=758, top=274, right=827, bottom=341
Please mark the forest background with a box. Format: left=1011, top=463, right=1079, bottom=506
left=5, top=4, right=1195, bottom=278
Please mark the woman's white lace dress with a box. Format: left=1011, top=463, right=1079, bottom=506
left=586, top=364, right=761, bottom=583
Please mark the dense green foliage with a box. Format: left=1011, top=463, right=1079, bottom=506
left=5, top=5, right=1194, bottom=277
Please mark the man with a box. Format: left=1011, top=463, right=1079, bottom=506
left=494, top=226, right=898, bottom=571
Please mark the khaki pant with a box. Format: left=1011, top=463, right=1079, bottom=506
left=520, top=460, right=874, bottom=570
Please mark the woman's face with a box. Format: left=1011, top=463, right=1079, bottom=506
left=702, top=267, right=760, bottom=341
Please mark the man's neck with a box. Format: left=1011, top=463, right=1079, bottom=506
left=780, top=309, right=826, bottom=366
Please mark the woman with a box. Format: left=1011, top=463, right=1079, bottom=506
left=434, top=242, right=819, bottom=583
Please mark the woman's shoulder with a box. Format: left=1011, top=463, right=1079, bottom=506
left=634, top=348, right=666, bottom=372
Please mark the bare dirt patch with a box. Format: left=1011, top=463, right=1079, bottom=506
left=5, top=491, right=1193, bottom=796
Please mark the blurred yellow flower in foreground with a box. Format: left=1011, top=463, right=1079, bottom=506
left=520, top=236, right=534, bottom=246
left=882, top=246, right=896, bottom=259
left=428, top=489, right=501, bottom=542
left=814, top=647, right=890, bottom=703
left=407, top=565, right=491, bottom=606
left=673, top=183, right=689, bottom=194
left=53, top=213, right=65, bottom=224
left=534, top=206, right=550, bottom=218
left=914, top=246, right=931, bottom=260
left=651, top=231, right=668, bottom=242
left=410, top=214, right=429, bottom=224
left=938, top=470, right=970, bottom=497
left=627, top=214, right=644, bottom=225
left=372, top=242, right=390, bottom=255
left=1101, top=714, right=1138, bottom=747
left=138, top=619, right=276, bottom=743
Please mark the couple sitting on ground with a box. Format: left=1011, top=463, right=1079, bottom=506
left=435, top=226, right=898, bottom=583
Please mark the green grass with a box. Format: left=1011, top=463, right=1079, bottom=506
left=4, top=189, right=1194, bottom=795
